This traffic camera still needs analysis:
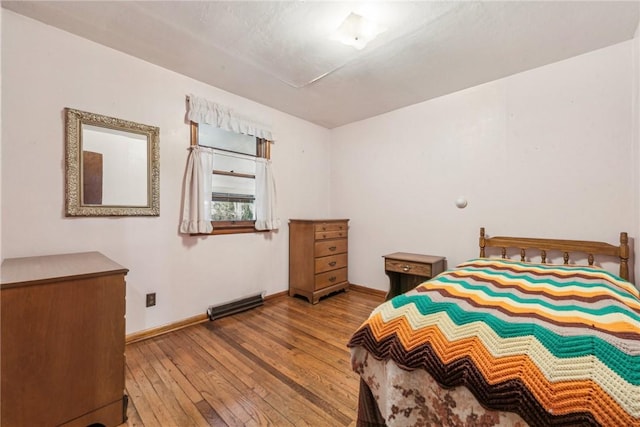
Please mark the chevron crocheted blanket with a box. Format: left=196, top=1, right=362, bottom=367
left=348, top=258, right=640, bottom=426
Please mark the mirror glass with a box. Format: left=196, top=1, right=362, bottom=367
left=65, top=108, right=160, bottom=216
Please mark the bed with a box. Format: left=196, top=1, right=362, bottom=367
left=348, top=228, right=639, bottom=426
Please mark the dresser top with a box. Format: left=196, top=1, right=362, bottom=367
left=1, top=251, right=128, bottom=289
left=289, top=219, right=349, bottom=223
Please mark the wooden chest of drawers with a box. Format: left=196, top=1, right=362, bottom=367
left=289, top=219, right=349, bottom=304
left=1, top=252, right=128, bottom=427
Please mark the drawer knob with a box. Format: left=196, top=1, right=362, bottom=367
left=329, top=276, right=337, bottom=282
left=329, top=246, right=336, bottom=251
left=323, top=234, right=327, bottom=238
left=328, top=261, right=337, bottom=267
left=402, top=265, right=411, bottom=272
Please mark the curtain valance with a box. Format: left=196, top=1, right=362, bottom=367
left=187, top=94, right=274, bottom=141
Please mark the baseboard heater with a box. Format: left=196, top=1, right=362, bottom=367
left=207, top=292, right=264, bottom=321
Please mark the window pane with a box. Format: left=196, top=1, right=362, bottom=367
left=213, top=151, right=256, bottom=175
left=212, top=200, right=255, bottom=221
left=212, top=174, right=255, bottom=196
left=198, top=124, right=256, bottom=156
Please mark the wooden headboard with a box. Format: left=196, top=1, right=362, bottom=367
left=478, top=227, right=630, bottom=281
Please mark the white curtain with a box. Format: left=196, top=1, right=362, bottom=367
left=254, top=158, right=280, bottom=231
left=179, top=146, right=214, bottom=234
left=187, top=94, right=274, bottom=141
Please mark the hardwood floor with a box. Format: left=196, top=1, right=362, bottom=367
left=121, top=288, right=384, bottom=426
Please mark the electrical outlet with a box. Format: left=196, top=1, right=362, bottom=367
left=146, top=292, right=156, bottom=307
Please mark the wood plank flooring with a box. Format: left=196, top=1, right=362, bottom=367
left=121, top=288, right=383, bottom=426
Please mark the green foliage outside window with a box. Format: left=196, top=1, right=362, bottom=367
left=212, top=201, right=254, bottom=221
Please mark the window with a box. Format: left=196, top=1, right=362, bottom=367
left=191, top=122, right=270, bottom=234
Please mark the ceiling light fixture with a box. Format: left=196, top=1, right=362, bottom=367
left=330, top=12, right=386, bottom=50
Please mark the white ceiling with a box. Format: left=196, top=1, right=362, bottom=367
left=3, top=1, right=639, bottom=128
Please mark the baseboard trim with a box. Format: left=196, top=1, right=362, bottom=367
left=349, top=283, right=387, bottom=299
left=126, top=286, right=384, bottom=345
left=126, top=313, right=209, bottom=345
left=126, top=291, right=289, bottom=344
left=264, top=290, right=288, bottom=301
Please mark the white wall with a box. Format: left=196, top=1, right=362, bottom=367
left=634, top=19, right=640, bottom=287
left=3, top=10, right=639, bottom=335
left=330, top=41, right=636, bottom=291
left=1, top=11, right=331, bottom=334
left=0, top=6, right=3, bottom=266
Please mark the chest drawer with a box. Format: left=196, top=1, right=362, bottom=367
left=315, top=268, right=348, bottom=290
left=315, top=230, right=347, bottom=240
left=385, top=259, right=432, bottom=277
left=314, top=222, right=347, bottom=233
left=315, top=253, right=347, bottom=274
left=315, top=239, right=347, bottom=257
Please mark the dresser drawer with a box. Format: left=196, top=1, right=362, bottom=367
left=314, top=222, right=347, bottom=233
left=315, top=230, right=347, bottom=240
left=315, top=268, right=348, bottom=290
left=315, top=239, right=347, bottom=257
left=315, top=253, right=347, bottom=274
left=385, top=259, right=432, bottom=277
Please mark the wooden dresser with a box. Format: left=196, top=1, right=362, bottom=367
left=289, top=219, right=349, bottom=304
left=1, top=252, right=128, bottom=427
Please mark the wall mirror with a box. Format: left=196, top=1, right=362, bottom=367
left=65, top=108, right=160, bottom=216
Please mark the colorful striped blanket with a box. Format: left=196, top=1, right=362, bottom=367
left=348, top=258, right=640, bottom=426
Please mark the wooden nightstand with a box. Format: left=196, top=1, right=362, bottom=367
left=383, top=252, right=446, bottom=300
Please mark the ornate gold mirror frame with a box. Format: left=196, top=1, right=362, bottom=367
left=65, top=108, right=160, bottom=216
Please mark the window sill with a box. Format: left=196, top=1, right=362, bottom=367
left=190, top=220, right=269, bottom=236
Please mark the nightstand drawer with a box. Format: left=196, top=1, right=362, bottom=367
left=315, top=268, right=348, bottom=290
left=315, top=239, right=347, bottom=257
left=314, top=222, right=347, bottom=233
left=385, top=259, right=432, bottom=277
left=315, top=230, right=347, bottom=240
left=315, top=253, right=347, bottom=274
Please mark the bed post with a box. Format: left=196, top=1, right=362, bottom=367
left=479, top=227, right=486, bottom=258
left=620, top=232, right=629, bottom=281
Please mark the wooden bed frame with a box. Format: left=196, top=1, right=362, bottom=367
left=479, top=227, right=630, bottom=281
